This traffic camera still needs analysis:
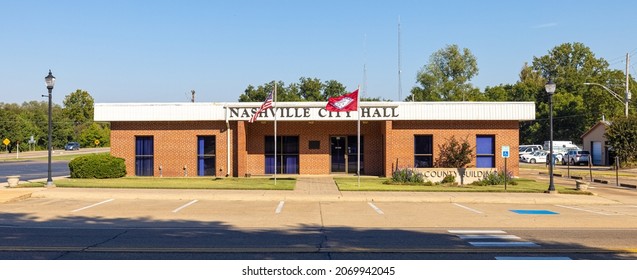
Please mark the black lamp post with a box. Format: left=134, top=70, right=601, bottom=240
left=545, top=78, right=556, bottom=193
left=44, top=70, right=56, bottom=187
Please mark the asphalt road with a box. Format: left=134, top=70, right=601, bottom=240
left=0, top=160, right=70, bottom=181
left=0, top=226, right=635, bottom=260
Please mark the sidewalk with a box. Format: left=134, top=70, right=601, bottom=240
left=2, top=174, right=632, bottom=205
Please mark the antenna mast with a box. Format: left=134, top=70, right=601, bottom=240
left=363, top=34, right=368, bottom=98
left=398, top=16, right=403, bottom=101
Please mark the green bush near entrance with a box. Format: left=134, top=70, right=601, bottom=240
left=69, top=154, right=126, bottom=179
left=391, top=168, right=426, bottom=184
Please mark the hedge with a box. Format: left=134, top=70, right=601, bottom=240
left=68, top=154, right=126, bottom=179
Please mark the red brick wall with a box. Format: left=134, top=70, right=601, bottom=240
left=386, top=120, right=520, bottom=176
left=111, top=121, right=229, bottom=177
left=110, top=119, right=520, bottom=177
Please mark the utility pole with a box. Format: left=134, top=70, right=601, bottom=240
left=191, top=90, right=195, bottom=103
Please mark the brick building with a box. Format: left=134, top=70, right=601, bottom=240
left=95, top=102, right=535, bottom=178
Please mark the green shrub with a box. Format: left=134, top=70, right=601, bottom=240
left=391, top=168, right=425, bottom=184
left=69, top=154, right=126, bottom=179
left=472, top=171, right=517, bottom=186
left=441, top=174, right=456, bottom=184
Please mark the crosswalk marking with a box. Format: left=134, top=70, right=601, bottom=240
left=495, top=257, right=571, bottom=260
left=449, top=229, right=538, bottom=247
left=448, top=230, right=506, bottom=234
left=457, top=234, right=521, bottom=240
left=469, top=242, right=539, bottom=247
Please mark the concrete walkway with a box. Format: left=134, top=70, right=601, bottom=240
left=293, top=176, right=342, bottom=196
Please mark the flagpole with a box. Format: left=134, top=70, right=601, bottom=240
left=357, top=85, right=361, bottom=188
left=274, top=83, right=277, bottom=185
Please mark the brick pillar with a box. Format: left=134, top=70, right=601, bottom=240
left=383, top=120, right=394, bottom=177
left=234, top=121, right=247, bottom=177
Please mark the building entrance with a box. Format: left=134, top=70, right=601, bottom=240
left=330, top=136, right=363, bottom=174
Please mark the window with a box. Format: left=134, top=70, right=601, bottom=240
left=476, top=135, right=495, bottom=168
left=197, top=136, right=216, bottom=176
left=265, top=136, right=299, bottom=174
left=414, top=135, right=433, bottom=167
left=135, top=136, right=154, bottom=176
left=308, top=140, right=320, bottom=150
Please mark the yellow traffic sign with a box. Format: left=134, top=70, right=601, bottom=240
left=94, top=139, right=100, bottom=146
left=2, top=138, right=9, bottom=146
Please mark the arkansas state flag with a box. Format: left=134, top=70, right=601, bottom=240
left=325, top=89, right=358, bottom=112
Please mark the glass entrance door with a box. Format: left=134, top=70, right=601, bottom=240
left=331, top=136, right=346, bottom=173
left=331, top=136, right=364, bottom=174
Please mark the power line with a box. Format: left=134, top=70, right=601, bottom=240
left=607, top=56, right=625, bottom=64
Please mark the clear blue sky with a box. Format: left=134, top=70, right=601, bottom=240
left=1, top=0, right=635, bottom=104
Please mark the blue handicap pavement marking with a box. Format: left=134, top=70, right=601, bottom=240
left=510, top=209, right=559, bottom=215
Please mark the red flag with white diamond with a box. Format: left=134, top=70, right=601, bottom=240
left=325, top=89, right=358, bottom=112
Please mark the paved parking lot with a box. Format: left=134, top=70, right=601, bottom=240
left=2, top=196, right=637, bottom=229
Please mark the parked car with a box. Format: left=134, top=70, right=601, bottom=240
left=522, top=151, right=548, bottom=164
left=64, top=142, right=80, bottom=151
left=519, top=145, right=543, bottom=160
left=520, top=144, right=542, bottom=150
left=562, top=150, right=590, bottom=165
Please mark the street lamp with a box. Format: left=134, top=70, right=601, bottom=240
left=545, top=78, right=557, bottom=193
left=583, top=82, right=630, bottom=117
left=44, top=70, right=55, bottom=187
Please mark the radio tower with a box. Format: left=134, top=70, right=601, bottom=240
left=398, top=16, right=404, bottom=101
left=363, top=34, right=368, bottom=99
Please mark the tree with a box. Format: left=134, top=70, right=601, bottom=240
left=239, top=78, right=354, bottom=102
left=605, top=116, right=637, bottom=168
left=79, top=122, right=110, bottom=148
left=322, top=80, right=346, bottom=99
left=51, top=105, right=74, bottom=149
left=435, top=136, right=474, bottom=168
left=298, top=77, right=323, bottom=101
left=483, top=85, right=510, bottom=101
left=408, top=44, right=479, bottom=101
left=531, top=42, right=617, bottom=144
left=63, top=89, right=95, bottom=141
left=63, top=89, right=94, bottom=126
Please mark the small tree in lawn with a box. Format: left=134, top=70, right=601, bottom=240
left=435, top=136, right=474, bottom=168
left=605, top=116, right=637, bottom=168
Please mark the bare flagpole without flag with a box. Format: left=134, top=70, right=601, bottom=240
left=357, top=85, right=361, bottom=188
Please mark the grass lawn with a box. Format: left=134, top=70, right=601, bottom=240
left=334, top=177, right=589, bottom=194
left=19, top=177, right=296, bottom=190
